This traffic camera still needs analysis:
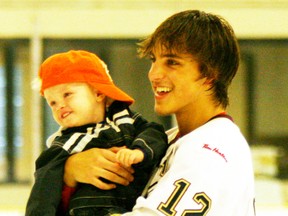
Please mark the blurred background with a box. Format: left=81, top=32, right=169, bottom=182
left=0, top=0, right=287, bottom=215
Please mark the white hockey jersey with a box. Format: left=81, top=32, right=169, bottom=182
left=123, top=116, right=255, bottom=216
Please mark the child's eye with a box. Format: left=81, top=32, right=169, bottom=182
left=63, top=92, right=72, bottom=98
left=49, top=101, right=56, bottom=107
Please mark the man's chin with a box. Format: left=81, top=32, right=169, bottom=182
left=154, top=107, right=171, bottom=116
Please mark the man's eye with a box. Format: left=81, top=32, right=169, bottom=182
left=149, top=55, right=156, bottom=62
left=167, top=59, right=178, bottom=65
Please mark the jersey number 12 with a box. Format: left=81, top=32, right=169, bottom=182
left=158, top=179, right=211, bottom=216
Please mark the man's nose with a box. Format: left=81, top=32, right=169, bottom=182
left=148, top=63, right=165, bottom=82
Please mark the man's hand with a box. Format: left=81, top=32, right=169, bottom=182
left=64, top=148, right=134, bottom=190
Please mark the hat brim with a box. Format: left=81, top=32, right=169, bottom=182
left=91, top=82, right=134, bottom=105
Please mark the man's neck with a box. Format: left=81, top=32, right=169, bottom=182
left=176, top=106, right=225, bottom=137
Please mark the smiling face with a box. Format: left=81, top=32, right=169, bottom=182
left=44, top=82, right=106, bottom=128
left=148, top=47, right=211, bottom=118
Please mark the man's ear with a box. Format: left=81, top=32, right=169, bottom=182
left=203, top=77, right=215, bottom=87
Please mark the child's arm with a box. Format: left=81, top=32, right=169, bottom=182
left=116, top=148, right=144, bottom=167
left=131, top=117, right=168, bottom=168
left=107, top=101, right=168, bottom=168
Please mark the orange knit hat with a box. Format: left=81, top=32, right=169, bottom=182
left=39, top=50, right=134, bottom=105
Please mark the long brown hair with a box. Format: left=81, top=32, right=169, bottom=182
left=138, top=10, right=240, bottom=108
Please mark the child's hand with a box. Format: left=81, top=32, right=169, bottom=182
left=116, top=149, right=144, bottom=167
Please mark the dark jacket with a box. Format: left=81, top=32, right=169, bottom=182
left=25, top=101, right=168, bottom=216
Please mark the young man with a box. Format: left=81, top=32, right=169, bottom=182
left=64, top=10, right=256, bottom=216
left=25, top=50, right=168, bottom=216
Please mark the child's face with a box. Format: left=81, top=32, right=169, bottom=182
left=44, top=82, right=105, bottom=128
